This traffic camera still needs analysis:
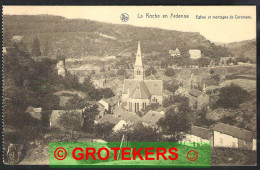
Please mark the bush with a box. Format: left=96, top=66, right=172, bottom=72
left=117, top=68, right=127, bottom=76
left=145, top=66, right=157, bottom=76
left=164, top=68, right=175, bottom=77
left=215, top=83, right=250, bottom=109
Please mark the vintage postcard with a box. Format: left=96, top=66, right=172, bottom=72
left=2, top=6, right=256, bottom=166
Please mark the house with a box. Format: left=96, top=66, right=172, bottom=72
left=11, top=35, right=23, bottom=43
left=97, top=114, right=127, bottom=132
left=57, top=59, right=67, bottom=77
left=209, top=59, right=216, bottom=67
left=142, top=110, right=164, bottom=127
left=213, top=123, right=254, bottom=150
left=187, top=85, right=209, bottom=110
left=189, top=49, right=201, bottom=59
left=169, top=48, right=181, bottom=57
left=122, top=42, right=163, bottom=113
left=219, top=57, right=232, bottom=66
left=93, top=79, right=107, bottom=89
left=98, top=99, right=111, bottom=113
left=181, top=126, right=213, bottom=146
left=49, top=110, right=84, bottom=130
left=113, top=120, right=128, bottom=132
left=25, top=106, right=42, bottom=120
left=252, top=138, right=257, bottom=151
left=97, top=114, right=121, bottom=125
left=3, top=47, right=8, bottom=55
left=98, top=96, right=119, bottom=114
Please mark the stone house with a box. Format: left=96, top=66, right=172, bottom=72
left=213, top=123, right=255, bottom=150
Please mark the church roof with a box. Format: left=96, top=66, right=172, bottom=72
left=123, top=79, right=162, bottom=98
left=135, top=41, right=143, bottom=66
left=146, top=74, right=156, bottom=80
left=129, top=81, right=151, bottom=99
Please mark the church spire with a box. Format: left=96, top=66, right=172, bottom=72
left=134, top=41, right=144, bottom=80
left=135, top=41, right=143, bottom=66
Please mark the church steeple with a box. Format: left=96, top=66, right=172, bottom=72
left=134, top=41, right=144, bottom=80
left=135, top=41, right=143, bottom=66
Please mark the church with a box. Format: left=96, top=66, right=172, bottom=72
left=122, top=42, right=163, bottom=113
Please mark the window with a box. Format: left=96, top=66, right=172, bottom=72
left=137, top=103, right=139, bottom=112
left=129, top=102, right=132, bottom=112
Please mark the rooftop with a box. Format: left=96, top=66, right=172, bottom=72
left=214, top=123, right=253, bottom=141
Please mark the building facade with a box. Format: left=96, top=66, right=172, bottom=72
left=122, top=42, right=163, bottom=113
left=213, top=123, right=254, bottom=150
left=189, top=49, right=201, bottom=59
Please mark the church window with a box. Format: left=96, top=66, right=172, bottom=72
left=137, top=103, right=139, bottom=112
left=129, top=102, right=132, bottom=112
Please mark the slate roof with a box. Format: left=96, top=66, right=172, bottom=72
left=188, top=89, right=202, bottom=97
left=191, top=126, right=212, bottom=140
left=98, top=114, right=121, bottom=125
left=129, top=81, right=151, bottom=99
left=142, top=110, right=164, bottom=125
left=117, top=111, right=142, bottom=124
left=123, top=79, right=162, bottom=98
left=214, top=123, right=253, bottom=141
left=146, top=74, right=156, bottom=80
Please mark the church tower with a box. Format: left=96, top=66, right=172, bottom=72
left=134, top=41, right=144, bottom=80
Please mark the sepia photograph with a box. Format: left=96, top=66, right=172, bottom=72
left=2, top=6, right=257, bottom=166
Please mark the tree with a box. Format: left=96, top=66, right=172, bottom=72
left=145, top=66, right=157, bottom=76
left=164, top=81, right=178, bottom=93
left=95, top=122, right=115, bottom=139
left=99, top=88, right=115, bottom=99
left=82, top=102, right=99, bottom=132
left=198, top=58, right=210, bottom=67
left=143, top=103, right=159, bottom=114
left=58, top=111, right=82, bottom=137
left=117, top=68, right=127, bottom=76
left=43, top=41, right=50, bottom=56
left=157, top=107, right=191, bottom=141
left=220, top=115, right=236, bottom=126
left=163, top=94, right=190, bottom=113
left=31, top=37, right=41, bottom=57
left=194, top=107, right=215, bottom=127
left=215, top=83, right=250, bottom=109
left=128, top=124, right=161, bottom=142
left=164, top=67, right=176, bottom=77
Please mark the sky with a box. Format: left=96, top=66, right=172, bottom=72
left=3, top=6, right=256, bottom=43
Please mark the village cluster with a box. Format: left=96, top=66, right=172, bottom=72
left=46, top=41, right=256, bottom=151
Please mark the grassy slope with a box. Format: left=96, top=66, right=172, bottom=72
left=4, top=15, right=228, bottom=59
